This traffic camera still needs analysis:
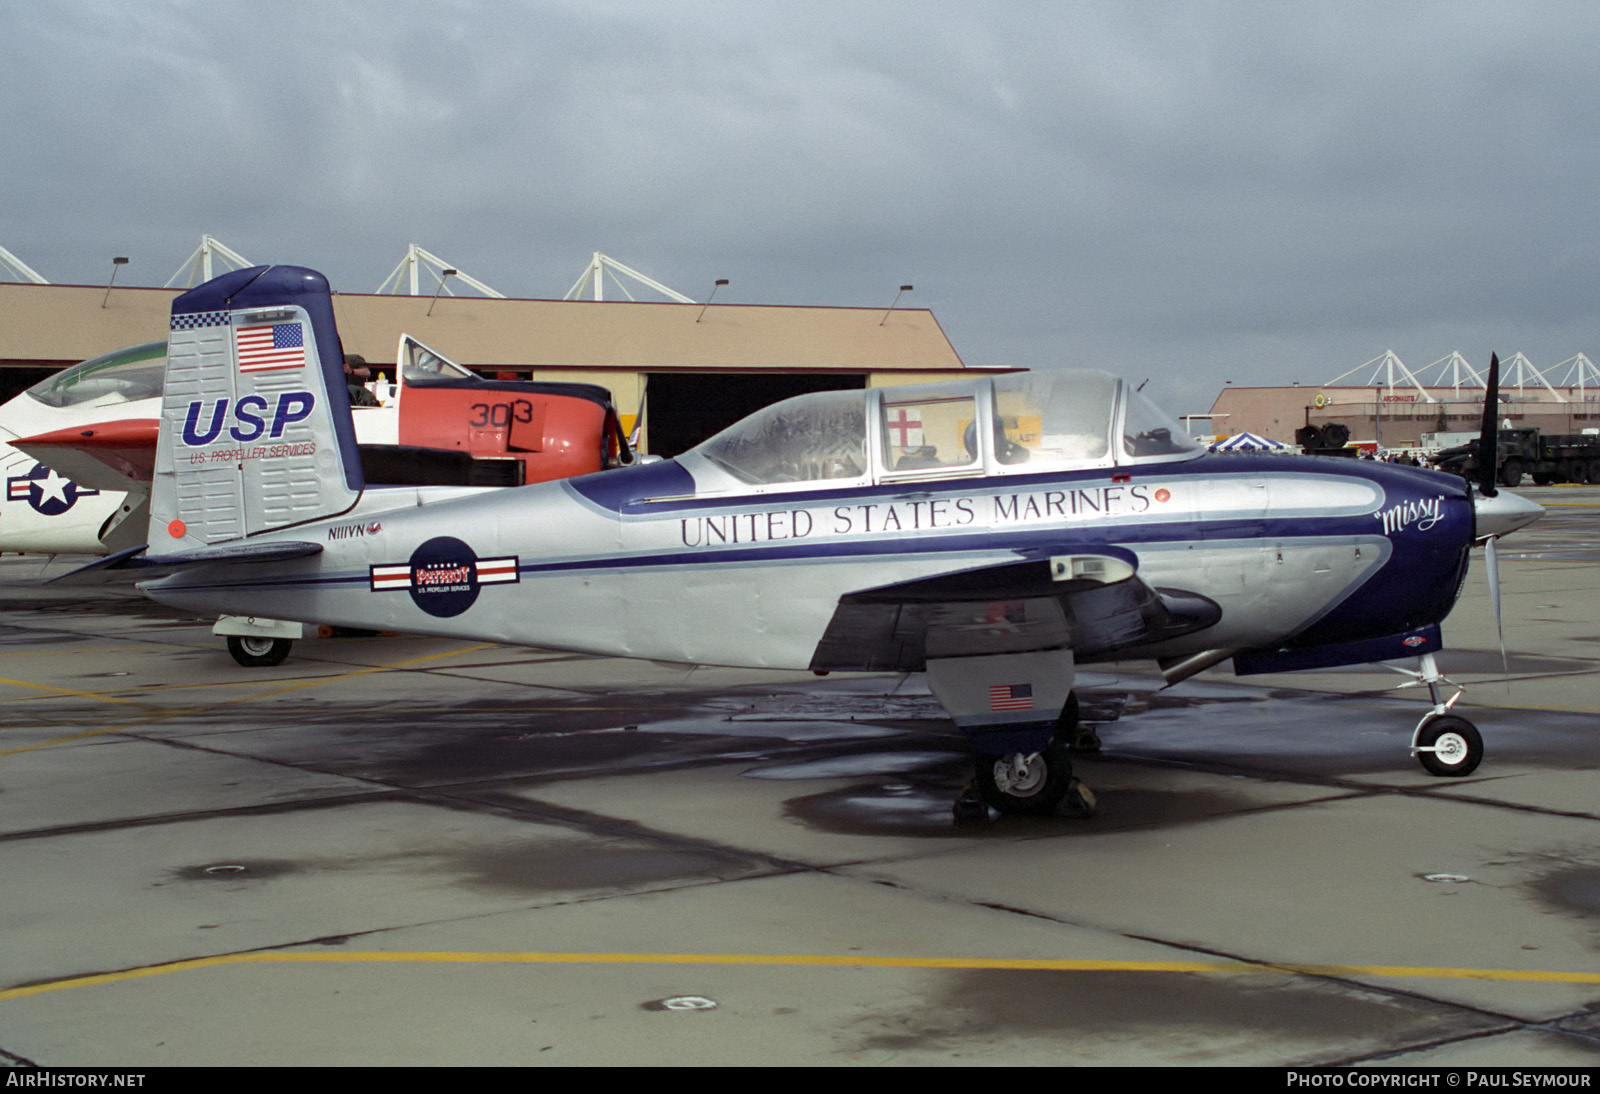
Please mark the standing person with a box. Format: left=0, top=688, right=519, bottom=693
left=344, top=354, right=379, bottom=407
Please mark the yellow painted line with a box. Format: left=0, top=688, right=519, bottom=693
left=212, top=644, right=498, bottom=704
left=0, top=676, right=160, bottom=709
left=0, top=716, right=170, bottom=756
left=0, top=646, right=190, bottom=659
left=0, top=643, right=496, bottom=757
left=5, top=950, right=1598, bottom=1001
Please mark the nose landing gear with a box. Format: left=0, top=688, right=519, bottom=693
left=1400, top=653, right=1485, bottom=777
left=1415, top=713, right=1484, bottom=777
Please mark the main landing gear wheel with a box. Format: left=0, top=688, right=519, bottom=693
left=227, top=636, right=293, bottom=668
left=972, top=740, right=1095, bottom=816
left=1415, top=714, right=1483, bottom=777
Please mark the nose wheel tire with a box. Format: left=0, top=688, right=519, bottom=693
left=1415, top=714, right=1483, bottom=777
left=974, top=740, right=1081, bottom=815
left=227, top=636, right=293, bottom=668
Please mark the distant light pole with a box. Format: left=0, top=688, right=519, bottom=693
left=880, top=285, right=913, bottom=326
left=426, top=268, right=457, bottom=316
left=1375, top=385, right=1382, bottom=450
left=696, top=279, right=729, bottom=323
left=101, top=256, right=129, bottom=308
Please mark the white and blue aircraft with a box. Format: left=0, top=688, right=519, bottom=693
left=86, top=264, right=1543, bottom=816
left=0, top=342, right=164, bottom=556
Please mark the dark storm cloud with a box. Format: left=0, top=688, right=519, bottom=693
left=2, top=1, right=1596, bottom=410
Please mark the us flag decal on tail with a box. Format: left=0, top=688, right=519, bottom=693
left=988, top=683, right=1034, bottom=712
left=237, top=322, right=306, bottom=372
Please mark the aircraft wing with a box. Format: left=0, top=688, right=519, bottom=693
left=809, top=551, right=1220, bottom=672
left=13, top=419, right=160, bottom=493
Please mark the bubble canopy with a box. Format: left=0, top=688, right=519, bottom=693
left=25, top=341, right=166, bottom=410
left=683, top=370, right=1203, bottom=492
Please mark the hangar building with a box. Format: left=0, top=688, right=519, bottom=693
left=1206, top=352, right=1600, bottom=452
left=0, top=277, right=980, bottom=456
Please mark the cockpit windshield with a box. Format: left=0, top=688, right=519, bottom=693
left=26, top=342, right=166, bottom=409
left=990, top=371, right=1117, bottom=466
left=697, top=389, right=867, bottom=484
left=684, top=369, right=1202, bottom=491
left=1120, top=386, right=1205, bottom=459
left=401, top=339, right=479, bottom=384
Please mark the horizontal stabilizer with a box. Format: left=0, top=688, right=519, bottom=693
left=47, top=541, right=323, bottom=586
left=14, top=419, right=160, bottom=492
left=140, top=541, right=324, bottom=567
left=44, top=546, right=151, bottom=585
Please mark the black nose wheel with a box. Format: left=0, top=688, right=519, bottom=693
left=1403, top=653, right=1485, bottom=778
left=1414, top=714, right=1483, bottom=777
left=226, top=636, right=293, bottom=667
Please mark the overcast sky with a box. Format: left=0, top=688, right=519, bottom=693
left=3, top=0, right=1597, bottom=412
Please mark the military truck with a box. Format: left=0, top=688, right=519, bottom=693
left=1435, top=428, right=1600, bottom=486
left=1295, top=422, right=1357, bottom=457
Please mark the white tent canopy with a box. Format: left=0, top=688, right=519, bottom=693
left=1209, top=432, right=1292, bottom=452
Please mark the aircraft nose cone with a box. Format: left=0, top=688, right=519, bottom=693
left=1474, top=489, right=1544, bottom=540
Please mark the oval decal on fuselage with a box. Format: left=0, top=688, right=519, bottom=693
left=367, top=536, right=520, bottom=618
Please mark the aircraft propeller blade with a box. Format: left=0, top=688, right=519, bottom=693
left=1484, top=533, right=1507, bottom=669
left=1476, top=352, right=1501, bottom=499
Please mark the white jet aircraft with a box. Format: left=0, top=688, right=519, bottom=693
left=80, top=265, right=1543, bottom=816
left=1, top=341, right=161, bottom=556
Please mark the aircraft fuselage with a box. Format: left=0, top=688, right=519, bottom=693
left=143, top=451, right=1474, bottom=673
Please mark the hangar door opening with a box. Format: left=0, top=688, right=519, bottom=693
left=643, top=372, right=867, bottom=458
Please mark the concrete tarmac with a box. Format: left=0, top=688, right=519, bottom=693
left=1, top=486, right=1598, bottom=1066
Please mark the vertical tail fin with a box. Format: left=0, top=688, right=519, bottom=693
left=150, top=265, right=363, bottom=552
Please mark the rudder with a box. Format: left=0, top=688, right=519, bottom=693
left=150, top=265, right=362, bottom=552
